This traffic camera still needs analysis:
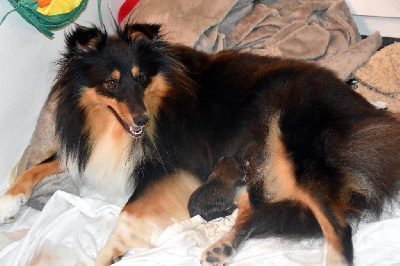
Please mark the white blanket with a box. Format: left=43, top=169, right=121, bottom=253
left=1, top=189, right=400, bottom=266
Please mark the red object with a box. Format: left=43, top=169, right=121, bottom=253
left=118, top=0, right=141, bottom=23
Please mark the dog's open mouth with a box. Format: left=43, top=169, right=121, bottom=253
left=107, top=106, right=144, bottom=138
left=127, top=125, right=143, bottom=137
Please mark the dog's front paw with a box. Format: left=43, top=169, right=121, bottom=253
left=201, top=240, right=236, bottom=266
left=95, top=247, right=125, bottom=266
left=0, top=194, right=26, bottom=224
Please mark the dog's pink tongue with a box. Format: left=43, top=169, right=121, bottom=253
left=132, top=127, right=142, bottom=133
left=129, top=125, right=143, bottom=135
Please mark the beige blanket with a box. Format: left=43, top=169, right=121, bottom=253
left=124, top=0, right=381, bottom=79
left=350, top=42, right=400, bottom=113
left=13, top=0, right=384, bottom=209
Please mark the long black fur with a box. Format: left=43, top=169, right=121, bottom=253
left=164, top=37, right=400, bottom=264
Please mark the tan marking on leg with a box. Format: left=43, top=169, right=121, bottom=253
left=6, top=160, right=63, bottom=197
left=261, top=116, right=345, bottom=263
left=123, top=170, right=201, bottom=224
left=297, top=193, right=343, bottom=255
left=233, top=190, right=253, bottom=230
left=327, top=243, right=347, bottom=266
left=0, top=159, right=63, bottom=224
left=201, top=190, right=253, bottom=265
left=96, top=170, right=201, bottom=266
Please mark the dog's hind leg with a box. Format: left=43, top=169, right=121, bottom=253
left=294, top=193, right=352, bottom=265
left=0, top=155, right=63, bottom=224
left=95, top=170, right=201, bottom=266
left=261, top=116, right=353, bottom=265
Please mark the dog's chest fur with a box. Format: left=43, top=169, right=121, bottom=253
left=61, top=117, right=142, bottom=206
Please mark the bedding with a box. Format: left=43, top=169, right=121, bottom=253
left=1, top=0, right=400, bottom=265
left=1, top=189, right=400, bottom=265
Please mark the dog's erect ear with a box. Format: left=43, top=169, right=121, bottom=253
left=123, top=24, right=161, bottom=41
left=66, top=25, right=107, bottom=54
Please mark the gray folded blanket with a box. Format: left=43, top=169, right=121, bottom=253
left=12, top=0, right=381, bottom=210
left=12, top=93, right=79, bottom=210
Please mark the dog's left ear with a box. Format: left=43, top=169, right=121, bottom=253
left=66, top=25, right=107, bottom=55
left=123, top=24, right=161, bottom=41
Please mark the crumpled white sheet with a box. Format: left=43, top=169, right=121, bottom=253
left=0, top=190, right=400, bottom=266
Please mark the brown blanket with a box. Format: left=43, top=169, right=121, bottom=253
left=12, top=0, right=383, bottom=209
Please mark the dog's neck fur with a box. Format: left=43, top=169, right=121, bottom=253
left=60, top=118, right=145, bottom=206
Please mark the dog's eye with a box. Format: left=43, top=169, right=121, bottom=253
left=105, top=79, right=119, bottom=91
left=135, top=72, right=146, bottom=84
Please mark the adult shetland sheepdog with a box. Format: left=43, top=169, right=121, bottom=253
left=0, top=23, right=211, bottom=259
left=95, top=25, right=400, bottom=265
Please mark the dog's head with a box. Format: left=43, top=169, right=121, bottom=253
left=55, top=24, right=176, bottom=140
left=53, top=24, right=197, bottom=171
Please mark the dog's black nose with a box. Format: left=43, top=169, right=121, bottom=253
left=134, top=115, right=149, bottom=126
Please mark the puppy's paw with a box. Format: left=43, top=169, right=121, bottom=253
left=0, top=194, right=26, bottom=224
left=201, top=241, right=236, bottom=266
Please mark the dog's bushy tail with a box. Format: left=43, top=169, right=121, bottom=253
left=339, top=114, right=400, bottom=218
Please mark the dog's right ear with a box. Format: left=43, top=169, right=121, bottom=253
left=66, top=25, right=107, bottom=55
left=123, top=24, right=161, bottom=42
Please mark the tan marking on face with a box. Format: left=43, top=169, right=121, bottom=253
left=261, top=115, right=344, bottom=254
left=79, top=88, right=134, bottom=141
left=6, top=160, right=63, bottom=197
left=143, top=74, right=170, bottom=139
left=110, top=69, right=120, bottom=80
left=144, top=75, right=170, bottom=115
left=132, top=66, right=140, bottom=79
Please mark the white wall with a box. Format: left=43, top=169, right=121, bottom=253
left=346, top=0, right=400, bottom=37
left=0, top=0, right=124, bottom=187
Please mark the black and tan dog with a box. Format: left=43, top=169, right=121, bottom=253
left=0, top=24, right=399, bottom=266
left=96, top=25, right=400, bottom=265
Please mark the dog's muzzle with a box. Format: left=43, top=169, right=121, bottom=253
left=107, top=106, right=147, bottom=138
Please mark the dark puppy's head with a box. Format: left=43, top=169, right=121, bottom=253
left=55, top=23, right=171, bottom=140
